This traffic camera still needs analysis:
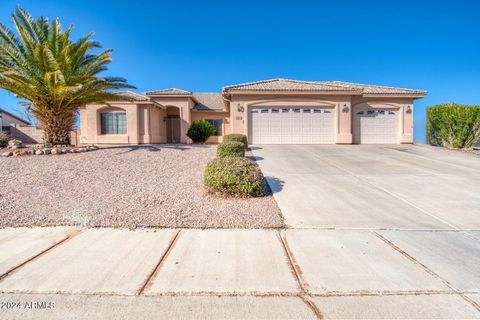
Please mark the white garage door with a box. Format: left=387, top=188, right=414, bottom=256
left=249, top=107, right=335, bottom=144
left=353, top=109, right=399, bottom=144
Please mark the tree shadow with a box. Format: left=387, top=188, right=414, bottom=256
left=264, top=176, right=285, bottom=194
left=100, top=143, right=211, bottom=154
left=247, top=155, right=264, bottom=161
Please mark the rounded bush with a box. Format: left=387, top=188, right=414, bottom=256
left=204, top=157, right=266, bottom=197
left=223, top=134, right=248, bottom=148
left=217, top=141, right=245, bottom=158
left=187, top=120, right=216, bottom=143
left=0, top=132, right=10, bottom=148
left=427, top=103, right=480, bottom=149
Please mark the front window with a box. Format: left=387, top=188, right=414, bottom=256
left=101, top=112, right=127, bottom=135
left=206, top=119, right=223, bottom=136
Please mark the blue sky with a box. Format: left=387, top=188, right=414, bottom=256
left=1, top=0, right=479, bottom=142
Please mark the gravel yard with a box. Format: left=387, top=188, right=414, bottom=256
left=0, top=145, right=284, bottom=228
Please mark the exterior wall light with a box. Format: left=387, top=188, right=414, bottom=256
left=237, top=104, right=244, bottom=112
left=406, top=105, right=412, bottom=114
left=342, top=104, right=350, bottom=113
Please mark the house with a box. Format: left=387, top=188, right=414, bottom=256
left=80, top=79, right=426, bottom=145
left=0, top=107, right=30, bottom=132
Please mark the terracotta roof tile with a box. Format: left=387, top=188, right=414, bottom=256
left=223, top=78, right=359, bottom=92
left=223, top=78, right=426, bottom=95
left=320, top=81, right=427, bottom=95
left=144, top=88, right=192, bottom=96
left=192, top=93, right=225, bottom=111
left=115, top=91, right=150, bottom=101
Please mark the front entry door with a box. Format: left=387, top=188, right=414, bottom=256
left=166, top=115, right=181, bottom=143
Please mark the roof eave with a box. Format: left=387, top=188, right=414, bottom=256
left=362, top=93, right=427, bottom=98
left=223, top=90, right=363, bottom=95
left=147, top=94, right=192, bottom=98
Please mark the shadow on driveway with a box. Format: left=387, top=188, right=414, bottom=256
left=264, top=176, right=285, bottom=194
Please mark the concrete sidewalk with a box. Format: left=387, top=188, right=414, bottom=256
left=0, top=227, right=479, bottom=319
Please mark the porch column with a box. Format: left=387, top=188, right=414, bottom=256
left=336, top=101, right=353, bottom=144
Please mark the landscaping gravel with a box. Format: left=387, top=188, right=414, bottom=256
left=0, top=145, right=284, bottom=228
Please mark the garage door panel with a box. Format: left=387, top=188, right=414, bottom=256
left=249, top=107, right=334, bottom=145
left=354, top=109, right=399, bottom=144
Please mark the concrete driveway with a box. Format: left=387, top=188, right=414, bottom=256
left=252, top=144, right=480, bottom=230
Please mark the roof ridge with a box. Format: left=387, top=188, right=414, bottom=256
left=144, top=88, right=192, bottom=95
left=223, top=78, right=284, bottom=90
left=328, top=81, right=426, bottom=93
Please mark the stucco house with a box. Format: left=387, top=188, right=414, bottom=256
left=80, top=79, right=426, bottom=145
left=0, top=107, right=30, bottom=132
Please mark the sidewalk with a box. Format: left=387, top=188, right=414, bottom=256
left=1, top=227, right=479, bottom=319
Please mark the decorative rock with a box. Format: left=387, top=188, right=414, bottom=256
left=51, top=148, right=60, bottom=155
left=10, top=145, right=19, bottom=150
left=61, top=149, right=67, bottom=154
left=35, top=150, right=43, bottom=155
left=1, top=151, right=13, bottom=157
left=13, top=150, right=26, bottom=157
left=43, top=148, right=51, bottom=155
left=8, top=139, right=23, bottom=148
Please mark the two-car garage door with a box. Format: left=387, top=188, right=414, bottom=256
left=249, top=107, right=335, bottom=144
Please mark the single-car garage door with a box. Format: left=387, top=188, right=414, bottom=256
left=249, top=107, right=335, bottom=144
left=353, top=109, right=399, bottom=144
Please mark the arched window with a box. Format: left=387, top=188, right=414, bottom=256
left=101, top=111, right=127, bottom=134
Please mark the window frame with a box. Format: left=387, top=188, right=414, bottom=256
left=100, top=111, right=127, bottom=135
left=205, top=118, right=223, bottom=137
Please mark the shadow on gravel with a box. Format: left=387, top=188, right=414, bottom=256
left=100, top=144, right=211, bottom=154
left=264, top=176, right=285, bottom=194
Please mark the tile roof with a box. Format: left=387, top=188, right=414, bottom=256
left=223, top=78, right=360, bottom=93
left=223, top=78, right=426, bottom=95
left=144, top=88, right=192, bottom=96
left=192, top=93, right=226, bottom=111
left=0, top=107, right=30, bottom=125
left=115, top=91, right=150, bottom=101
left=319, top=81, right=427, bottom=95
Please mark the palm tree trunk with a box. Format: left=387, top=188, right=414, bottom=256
left=39, top=111, right=76, bottom=146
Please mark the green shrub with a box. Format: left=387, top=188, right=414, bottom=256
left=204, top=157, right=266, bottom=197
left=217, top=141, right=245, bottom=158
left=426, top=103, right=480, bottom=149
left=187, top=120, right=216, bottom=143
left=223, top=134, right=248, bottom=148
left=0, top=132, right=10, bottom=147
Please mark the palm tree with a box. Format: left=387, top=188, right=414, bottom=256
left=0, top=7, right=134, bottom=145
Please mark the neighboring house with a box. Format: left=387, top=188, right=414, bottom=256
left=80, top=79, right=426, bottom=145
left=0, top=107, right=30, bottom=132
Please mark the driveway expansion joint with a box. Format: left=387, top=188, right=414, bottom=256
left=137, top=229, right=181, bottom=295
left=373, top=231, right=480, bottom=311
left=0, top=229, right=82, bottom=282
left=277, top=230, right=323, bottom=318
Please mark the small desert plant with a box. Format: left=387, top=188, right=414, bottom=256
left=0, top=132, right=10, bottom=147
left=217, top=141, right=245, bottom=158
left=204, top=157, right=266, bottom=197
left=187, top=120, right=216, bottom=143
left=427, top=103, right=480, bottom=149
left=223, top=134, right=248, bottom=148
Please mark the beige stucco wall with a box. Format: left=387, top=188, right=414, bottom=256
left=80, top=103, right=141, bottom=144
left=79, top=93, right=417, bottom=145
left=228, top=94, right=353, bottom=144
left=191, top=111, right=230, bottom=143
left=150, top=97, right=193, bottom=143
